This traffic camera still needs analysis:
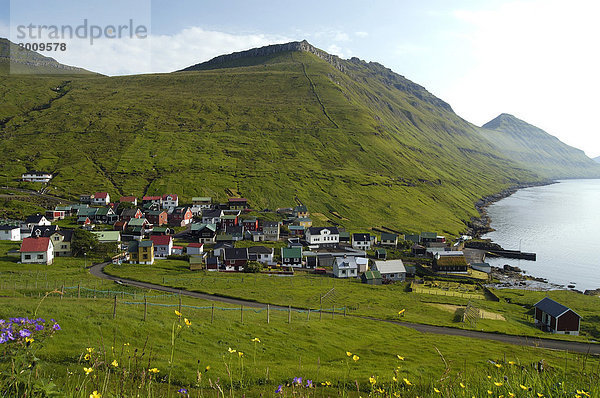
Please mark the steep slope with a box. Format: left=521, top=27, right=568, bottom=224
left=0, top=41, right=540, bottom=234
left=594, top=156, right=600, bottom=164
left=480, top=114, right=600, bottom=178
left=0, top=38, right=97, bottom=75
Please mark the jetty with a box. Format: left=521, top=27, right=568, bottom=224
left=486, top=249, right=536, bottom=261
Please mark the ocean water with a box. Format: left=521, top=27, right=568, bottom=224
left=482, top=179, right=600, bottom=291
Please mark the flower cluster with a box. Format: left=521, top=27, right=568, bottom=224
left=0, top=317, right=61, bottom=344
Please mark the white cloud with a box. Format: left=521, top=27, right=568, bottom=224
left=333, top=32, right=350, bottom=42
left=326, top=44, right=345, bottom=58
left=445, top=0, right=600, bottom=157
left=28, top=27, right=292, bottom=76
left=355, top=31, right=368, bottom=38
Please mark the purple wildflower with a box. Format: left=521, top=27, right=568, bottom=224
left=52, top=323, right=61, bottom=331
left=306, top=380, right=313, bottom=388
left=19, top=329, right=31, bottom=338
left=275, top=385, right=283, bottom=393
left=35, top=324, right=44, bottom=331
left=293, top=377, right=302, bottom=385
left=177, top=388, right=188, bottom=395
left=0, top=333, right=7, bottom=344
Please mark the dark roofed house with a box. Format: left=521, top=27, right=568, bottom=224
left=361, top=270, right=382, bottom=285
left=534, top=297, right=581, bottom=335
left=411, top=244, right=427, bottom=256
left=352, top=233, right=371, bottom=250
left=228, top=197, right=249, bottom=210
left=432, top=252, right=468, bottom=273
left=380, top=233, right=398, bottom=247
left=375, top=248, right=387, bottom=260
left=223, top=248, right=248, bottom=272
left=248, top=246, right=274, bottom=264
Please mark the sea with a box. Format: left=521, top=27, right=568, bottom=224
left=482, top=179, right=600, bottom=291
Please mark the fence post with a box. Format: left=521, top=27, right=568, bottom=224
left=211, top=304, right=214, bottom=324
left=113, top=296, right=117, bottom=319
left=241, top=305, right=244, bottom=324
left=344, top=306, right=347, bottom=317
left=144, top=296, right=147, bottom=321
left=288, top=305, right=291, bottom=324
left=77, top=283, right=80, bottom=299
left=307, top=308, right=310, bottom=321
left=319, top=298, right=322, bottom=321
left=60, top=285, right=64, bottom=300
left=178, top=293, right=182, bottom=314
left=332, top=301, right=335, bottom=320
left=267, top=304, right=270, bottom=324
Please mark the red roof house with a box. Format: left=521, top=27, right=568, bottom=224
left=150, top=235, right=173, bottom=258
left=20, top=237, right=54, bottom=264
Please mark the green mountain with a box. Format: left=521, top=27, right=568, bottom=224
left=480, top=113, right=600, bottom=179
left=0, top=38, right=96, bottom=75
left=0, top=39, right=542, bottom=234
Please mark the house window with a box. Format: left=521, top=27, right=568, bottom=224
left=54, top=236, right=60, bottom=241
left=61, top=245, right=67, bottom=249
left=25, top=254, right=31, bottom=260
left=37, top=254, right=44, bottom=259
left=143, top=254, right=148, bottom=259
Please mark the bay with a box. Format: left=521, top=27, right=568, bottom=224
left=482, top=179, right=600, bottom=291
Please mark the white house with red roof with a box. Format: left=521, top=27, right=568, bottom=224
left=162, top=194, right=179, bottom=210
left=20, top=237, right=54, bottom=264
left=92, top=192, right=110, bottom=206
left=150, top=235, right=173, bottom=258
left=186, top=243, right=204, bottom=256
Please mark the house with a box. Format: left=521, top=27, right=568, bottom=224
left=225, top=225, right=244, bottom=241
left=189, top=256, right=204, bottom=271
left=169, top=207, right=193, bottom=227
left=288, top=225, right=305, bottom=237
left=91, top=231, right=121, bottom=247
left=228, top=198, right=249, bottom=211
left=262, top=221, right=280, bottom=241
left=433, top=252, right=468, bottom=273
left=119, top=196, right=138, bottom=206
left=202, top=209, right=223, bottom=225
left=373, top=260, right=406, bottom=282
left=21, top=171, right=52, bottom=183
left=361, top=270, right=382, bottom=285
left=294, top=205, right=309, bottom=218
left=0, top=225, right=21, bottom=241
left=333, top=256, right=358, bottom=278
left=245, top=230, right=265, bottom=242
left=54, top=205, right=74, bottom=217
left=142, top=196, right=162, bottom=207
left=242, top=218, right=259, bottom=232
left=151, top=226, right=172, bottom=236
left=352, top=233, right=371, bottom=251
left=411, top=244, right=427, bottom=256
left=281, top=247, right=302, bottom=267
left=49, top=230, right=73, bottom=257
left=295, top=218, right=312, bottom=228
left=213, top=243, right=233, bottom=257
left=45, top=210, right=65, bottom=221
left=20, top=237, right=54, bottom=265
left=375, top=248, right=387, bottom=260
left=78, top=216, right=92, bottom=226
left=305, top=227, right=339, bottom=247
left=172, top=245, right=184, bottom=255
left=146, top=210, right=168, bottom=226
left=220, top=214, right=239, bottom=229
left=339, top=231, right=350, bottom=244
left=79, top=194, right=93, bottom=204
left=150, top=235, right=173, bottom=258
left=190, top=223, right=217, bottom=244
left=128, top=217, right=152, bottom=230
left=94, top=207, right=118, bottom=224
left=534, top=297, right=582, bottom=335
left=202, top=256, right=217, bottom=271
left=192, top=197, right=212, bottom=211
left=128, top=240, right=154, bottom=264
left=22, top=214, right=51, bottom=230
left=162, top=194, right=179, bottom=210
left=120, top=208, right=143, bottom=222
left=223, top=248, right=248, bottom=272
left=93, top=192, right=110, bottom=206
left=113, top=220, right=127, bottom=231
left=215, top=234, right=234, bottom=245
left=248, top=246, right=274, bottom=265
left=380, top=233, right=398, bottom=247
left=31, top=225, right=59, bottom=238
left=186, top=243, right=204, bottom=256
left=356, top=257, right=369, bottom=273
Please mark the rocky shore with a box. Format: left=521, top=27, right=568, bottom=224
left=487, top=265, right=564, bottom=291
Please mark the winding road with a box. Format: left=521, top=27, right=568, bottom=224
left=90, top=262, right=600, bottom=355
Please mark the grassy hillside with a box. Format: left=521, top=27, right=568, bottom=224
left=480, top=113, right=600, bottom=179
left=0, top=41, right=543, bottom=234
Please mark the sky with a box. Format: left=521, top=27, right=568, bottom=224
left=1, top=0, right=600, bottom=158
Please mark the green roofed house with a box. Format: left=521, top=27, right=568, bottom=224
left=433, top=252, right=468, bottom=273
left=281, top=247, right=302, bottom=267
left=361, top=270, right=382, bottom=285
left=420, top=232, right=438, bottom=244
left=375, top=248, right=387, bottom=260
left=380, top=233, right=398, bottom=247
left=339, top=231, right=350, bottom=243
left=404, top=234, right=420, bottom=244
left=91, top=231, right=121, bottom=244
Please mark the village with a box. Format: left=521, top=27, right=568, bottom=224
left=0, top=174, right=584, bottom=336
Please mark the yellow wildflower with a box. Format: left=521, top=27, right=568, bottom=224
left=89, top=391, right=101, bottom=398
left=520, top=384, right=529, bottom=390
left=251, top=337, right=261, bottom=343
left=487, top=390, right=493, bottom=395
left=228, top=347, right=236, bottom=353
left=403, top=378, right=412, bottom=386
left=25, top=337, right=34, bottom=343
left=460, top=382, right=466, bottom=388
left=537, top=394, right=544, bottom=398
left=184, top=318, right=191, bottom=326
left=398, top=309, right=405, bottom=315
left=148, top=368, right=159, bottom=374
left=238, top=351, right=244, bottom=357
left=434, top=387, right=441, bottom=393
left=396, top=355, right=405, bottom=360
left=86, top=348, right=94, bottom=353
left=495, top=363, right=502, bottom=368
left=369, top=376, right=376, bottom=385
left=111, top=360, right=118, bottom=367
left=509, top=393, right=515, bottom=398
left=205, top=366, right=210, bottom=372
left=487, top=375, right=492, bottom=379
left=508, top=361, right=516, bottom=365
left=84, top=353, right=91, bottom=361
left=83, top=367, right=93, bottom=375
left=392, top=376, right=398, bottom=382
left=346, top=351, right=353, bottom=357
left=494, top=382, right=503, bottom=387
left=175, top=310, right=182, bottom=316
left=352, top=355, right=359, bottom=362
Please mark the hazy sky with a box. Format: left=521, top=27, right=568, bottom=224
left=2, top=0, right=599, bottom=157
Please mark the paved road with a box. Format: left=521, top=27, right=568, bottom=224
left=90, top=262, right=600, bottom=355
